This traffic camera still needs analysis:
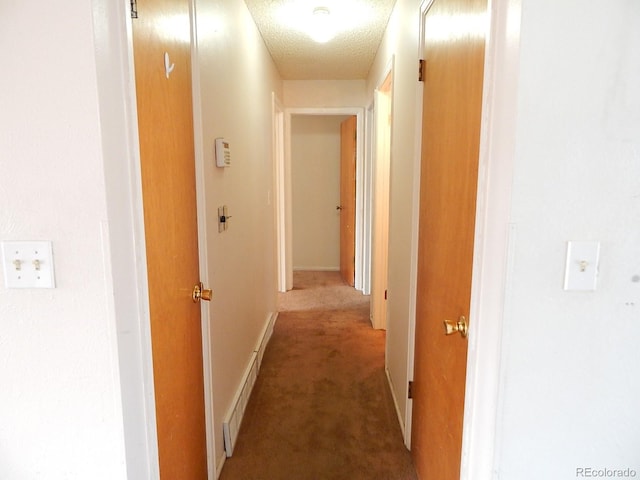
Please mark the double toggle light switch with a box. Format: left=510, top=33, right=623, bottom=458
left=1, top=241, right=56, bottom=289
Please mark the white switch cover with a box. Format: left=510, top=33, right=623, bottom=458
left=563, top=241, right=600, bottom=291
left=1, top=241, right=56, bottom=289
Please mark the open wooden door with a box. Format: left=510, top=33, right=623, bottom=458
left=411, top=0, right=487, bottom=478
left=132, top=0, right=209, bottom=478
left=339, top=116, right=357, bottom=286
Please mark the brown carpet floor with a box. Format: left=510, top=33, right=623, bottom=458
left=219, top=271, right=418, bottom=480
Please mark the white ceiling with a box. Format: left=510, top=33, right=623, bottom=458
left=243, top=0, right=397, bottom=80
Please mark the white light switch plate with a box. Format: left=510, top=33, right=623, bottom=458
left=1, top=241, right=56, bottom=289
left=564, top=241, right=600, bottom=291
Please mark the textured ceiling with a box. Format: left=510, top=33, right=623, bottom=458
left=244, top=0, right=397, bottom=80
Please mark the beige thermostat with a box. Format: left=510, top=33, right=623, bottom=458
left=215, top=137, right=231, bottom=167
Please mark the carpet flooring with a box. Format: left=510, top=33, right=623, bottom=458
left=219, top=271, right=418, bottom=480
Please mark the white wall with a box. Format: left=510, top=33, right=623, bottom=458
left=291, top=116, right=347, bottom=271
left=494, top=1, right=640, bottom=477
left=193, top=0, right=282, bottom=466
left=0, top=1, right=131, bottom=478
left=284, top=80, right=367, bottom=108
left=366, top=0, right=422, bottom=439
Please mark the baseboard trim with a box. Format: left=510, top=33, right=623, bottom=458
left=385, top=366, right=407, bottom=440
left=215, top=452, right=226, bottom=479
left=222, top=312, right=278, bottom=458
left=256, top=312, right=278, bottom=371
left=292, top=266, right=340, bottom=272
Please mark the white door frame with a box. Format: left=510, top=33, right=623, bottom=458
left=362, top=104, right=374, bottom=296
left=407, top=0, right=522, bottom=478
left=370, top=64, right=394, bottom=331
left=93, top=1, right=161, bottom=478
left=272, top=94, right=286, bottom=292
left=460, top=0, right=521, bottom=478
left=279, top=107, right=366, bottom=292
left=190, top=0, right=218, bottom=476
left=94, top=0, right=220, bottom=477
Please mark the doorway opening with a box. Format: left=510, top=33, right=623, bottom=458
left=277, top=107, right=367, bottom=293
left=289, top=114, right=351, bottom=275
left=370, top=69, right=393, bottom=330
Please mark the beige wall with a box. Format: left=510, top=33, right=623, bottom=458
left=284, top=80, right=368, bottom=107
left=193, top=0, right=283, bottom=467
left=291, top=116, right=349, bottom=271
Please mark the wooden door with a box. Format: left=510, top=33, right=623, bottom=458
left=411, top=0, right=487, bottom=478
left=339, top=116, right=357, bottom=286
left=132, top=0, right=208, bottom=478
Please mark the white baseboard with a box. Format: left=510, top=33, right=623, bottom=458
left=256, top=312, right=277, bottom=370
left=292, top=266, right=340, bottom=271
left=385, top=366, right=406, bottom=440
left=222, top=312, right=278, bottom=457
left=215, top=452, right=226, bottom=479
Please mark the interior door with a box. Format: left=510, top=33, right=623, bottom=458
left=339, top=116, right=357, bottom=286
left=411, top=0, right=487, bottom=478
left=132, top=0, right=208, bottom=478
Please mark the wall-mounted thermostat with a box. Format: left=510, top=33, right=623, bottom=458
left=215, top=137, right=231, bottom=167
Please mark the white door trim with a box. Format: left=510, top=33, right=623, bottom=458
left=403, top=0, right=435, bottom=450
left=96, top=0, right=225, bottom=477
left=370, top=63, right=394, bottom=331
left=190, top=0, right=218, bottom=476
left=93, top=0, right=159, bottom=478
left=280, top=107, right=366, bottom=291
left=272, top=93, right=287, bottom=292
left=362, top=103, right=374, bottom=296
left=460, top=0, right=521, bottom=479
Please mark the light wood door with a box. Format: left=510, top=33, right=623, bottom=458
left=132, top=0, right=208, bottom=478
left=411, top=0, right=487, bottom=478
left=339, top=116, right=357, bottom=286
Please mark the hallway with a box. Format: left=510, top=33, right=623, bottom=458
left=219, top=271, right=417, bottom=479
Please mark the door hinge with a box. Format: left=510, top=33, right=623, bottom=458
left=130, top=0, right=138, bottom=18
left=418, top=59, right=425, bottom=82
left=384, top=289, right=388, bottom=300
left=408, top=381, right=414, bottom=399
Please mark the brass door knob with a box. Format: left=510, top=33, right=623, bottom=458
left=192, top=282, right=213, bottom=303
left=443, top=316, right=468, bottom=338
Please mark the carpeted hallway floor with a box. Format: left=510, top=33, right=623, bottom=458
left=219, top=271, right=418, bottom=480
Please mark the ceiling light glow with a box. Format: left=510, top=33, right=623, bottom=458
left=275, top=1, right=374, bottom=43
left=308, top=6, right=335, bottom=43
